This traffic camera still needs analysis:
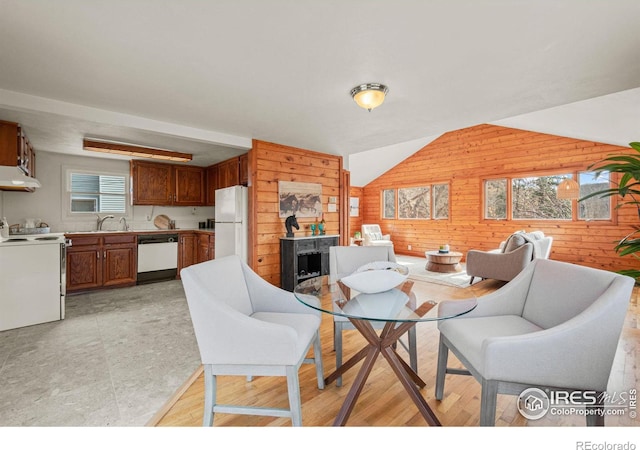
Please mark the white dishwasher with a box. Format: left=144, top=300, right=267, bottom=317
left=137, top=233, right=178, bottom=284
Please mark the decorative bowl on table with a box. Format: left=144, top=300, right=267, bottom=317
left=339, top=261, right=409, bottom=294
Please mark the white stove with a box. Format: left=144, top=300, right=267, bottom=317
left=0, top=232, right=66, bottom=246
left=0, top=232, right=66, bottom=331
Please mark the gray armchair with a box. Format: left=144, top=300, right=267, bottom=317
left=181, top=254, right=324, bottom=426
left=435, top=258, right=634, bottom=426
left=466, top=231, right=553, bottom=283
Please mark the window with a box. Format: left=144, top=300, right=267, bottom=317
left=382, top=189, right=395, bottom=219
left=578, top=171, right=611, bottom=220
left=384, top=183, right=450, bottom=219
left=512, top=174, right=571, bottom=220
left=433, top=183, right=449, bottom=219
left=484, top=179, right=507, bottom=219
left=483, top=171, right=612, bottom=222
left=68, top=171, right=127, bottom=214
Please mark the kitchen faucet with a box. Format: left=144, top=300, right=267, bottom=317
left=119, top=216, right=129, bottom=231
left=96, top=214, right=114, bottom=231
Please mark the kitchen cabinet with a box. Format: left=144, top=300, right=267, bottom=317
left=178, top=232, right=197, bottom=276
left=216, top=157, right=239, bottom=189
left=205, top=165, right=218, bottom=206
left=197, top=233, right=215, bottom=263
left=66, top=234, right=137, bottom=293
left=131, top=160, right=205, bottom=206
left=0, top=120, right=36, bottom=192
left=239, top=153, right=248, bottom=186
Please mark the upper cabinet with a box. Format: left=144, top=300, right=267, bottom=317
left=131, top=153, right=247, bottom=206
left=131, top=160, right=205, bottom=206
left=213, top=154, right=248, bottom=191
left=0, top=120, right=36, bottom=192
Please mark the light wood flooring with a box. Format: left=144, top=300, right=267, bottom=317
left=151, top=278, right=639, bottom=427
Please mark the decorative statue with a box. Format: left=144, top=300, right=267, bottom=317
left=285, top=214, right=299, bottom=237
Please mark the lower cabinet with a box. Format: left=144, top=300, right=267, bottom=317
left=66, top=234, right=137, bottom=293
left=197, top=233, right=215, bottom=263
left=280, top=235, right=339, bottom=291
left=178, top=232, right=197, bottom=277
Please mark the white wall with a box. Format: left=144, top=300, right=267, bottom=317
left=1, top=152, right=215, bottom=232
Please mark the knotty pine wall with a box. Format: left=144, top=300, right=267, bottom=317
left=249, top=140, right=342, bottom=286
left=361, top=124, right=636, bottom=273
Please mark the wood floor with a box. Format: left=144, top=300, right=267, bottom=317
left=151, top=279, right=639, bottom=427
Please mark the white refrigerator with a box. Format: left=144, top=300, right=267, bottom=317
left=215, top=185, right=248, bottom=263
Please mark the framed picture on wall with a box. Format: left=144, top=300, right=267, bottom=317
left=349, top=197, right=359, bottom=217
left=382, top=189, right=395, bottom=219
left=278, top=181, right=323, bottom=218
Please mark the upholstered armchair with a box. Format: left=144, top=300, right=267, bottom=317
left=361, top=224, right=393, bottom=247
left=435, top=258, right=634, bottom=426
left=328, top=245, right=417, bottom=386
left=466, top=230, right=553, bottom=283
left=180, top=254, right=324, bottom=426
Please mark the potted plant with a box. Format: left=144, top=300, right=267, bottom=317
left=580, top=141, right=640, bottom=281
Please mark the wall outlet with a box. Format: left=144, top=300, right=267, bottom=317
left=408, top=244, right=412, bottom=250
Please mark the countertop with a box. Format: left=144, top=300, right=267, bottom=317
left=64, top=228, right=215, bottom=236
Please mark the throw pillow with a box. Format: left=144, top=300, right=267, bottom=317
left=503, top=232, right=526, bottom=253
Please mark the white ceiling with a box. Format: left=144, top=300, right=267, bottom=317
left=0, top=0, right=639, bottom=185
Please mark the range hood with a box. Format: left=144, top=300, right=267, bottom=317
left=0, top=166, right=41, bottom=188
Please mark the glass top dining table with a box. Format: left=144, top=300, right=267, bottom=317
left=294, top=275, right=478, bottom=426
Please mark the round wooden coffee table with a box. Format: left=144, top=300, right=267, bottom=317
left=425, top=250, right=463, bottom=273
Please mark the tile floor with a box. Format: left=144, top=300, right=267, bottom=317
left=0, top=280, right=200, bottom=426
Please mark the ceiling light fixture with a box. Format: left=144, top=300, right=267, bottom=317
left=350, top=83, right=389, bottom=111
left=83, top=139, right=193, bottom=162
left=557, top=178, right=580, bottom=199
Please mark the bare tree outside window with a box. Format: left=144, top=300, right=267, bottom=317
left=484, top=179, right=507, bottom=219
left=433, top=184, right=449, bottom=219
left=512, top=175, right=571, bottom=220
left=383, top=189, right=396, bottom=219
left=399, top=187, right=430, bottom=219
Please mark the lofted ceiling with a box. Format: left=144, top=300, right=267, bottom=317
left=0, top=0, right=639, bottom=184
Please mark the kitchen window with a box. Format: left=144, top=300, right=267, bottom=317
left=65, top=169, right=128, bottom=215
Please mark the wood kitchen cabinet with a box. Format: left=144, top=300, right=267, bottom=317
left=205, top=165, right=218, bottom=206
left=66, top=233, right=137, bottom=293
left=216, top=157, right=239, bottom=189
left=239, top=153, right=248, bottom=186
left=197, top=232, right=215, bottom=263
left=0, top=120, right=36, bottom=192
left=178, top=232, right=197, bottom=276
left=130, top=160, right=205, bottom=206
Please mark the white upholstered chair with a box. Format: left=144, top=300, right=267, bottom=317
left=435, top=258, right=634, bottom=426
left=180, top=254, right=324, bottom=426
left=329, top=245, right=417, bottom=386
left=361, top=224, right=393, bottom=247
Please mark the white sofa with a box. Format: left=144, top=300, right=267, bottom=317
left=361, top=224, right=393, bottom=247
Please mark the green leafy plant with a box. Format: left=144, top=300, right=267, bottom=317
left=580, top=142, right=640, bottom=280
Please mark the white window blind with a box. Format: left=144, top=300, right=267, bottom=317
left=70, top=172, right=126, bottom=213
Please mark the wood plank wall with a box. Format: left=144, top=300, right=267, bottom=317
left=361, top=124, right=637, bottom=273
left=250, top=140, right=342, bottom=286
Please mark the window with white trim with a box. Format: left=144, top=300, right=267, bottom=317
left=67, top=170, right=127, bottom=214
